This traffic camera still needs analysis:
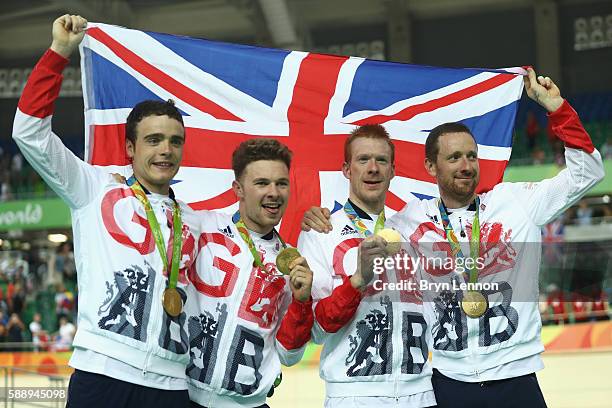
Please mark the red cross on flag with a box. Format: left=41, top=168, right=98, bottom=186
left=80, top=23, right=525, bottom=244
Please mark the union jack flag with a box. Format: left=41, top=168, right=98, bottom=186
left=79, top=23, right=525, bottom=244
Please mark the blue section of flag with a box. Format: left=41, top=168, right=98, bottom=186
left=461, top=102, right=518, bottom=148
left=85, top=50, right=189, bottom=115
left=87, top=50, right=164, bottom=109
left=146, top=31, right=289, bottom=107
left=344, top=60, right=481, bottom=117
left=409, top=100, right=518, bottom=149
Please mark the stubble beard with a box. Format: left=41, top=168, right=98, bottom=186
left=443, top=177, right=478, bottom=205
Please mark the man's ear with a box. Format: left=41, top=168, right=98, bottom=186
left=342, top=162, right=350, bottom=180
left=232, top=180, right=243, bottom=199
left=126, top=139, right=135, bottom=162
left=425, top=157, right=437, bottom=178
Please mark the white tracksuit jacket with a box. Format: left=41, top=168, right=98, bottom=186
left=187, top=211, right=313, bottom=407
left=298, top=205, right=435, bottom=406
left=389, top=100, right=604, bottom=381
left=13, top=49, right=201, bottom=387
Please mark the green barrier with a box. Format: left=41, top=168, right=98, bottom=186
left=0, top=199, right=71, bottom=231
left=503, top=159, right=612, bottom=196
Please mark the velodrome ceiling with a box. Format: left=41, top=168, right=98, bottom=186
left=2, top=0, right=593, bottom=60
left=0, top=0, right=610, bottom=61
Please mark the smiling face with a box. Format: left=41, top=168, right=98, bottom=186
left=232, top=160, right=290, bottom=234
left=425, top=132, right=479, bottom=208
left=343, top=137, right=395, bottom=213
left=126, top=115, right=185, bottom=195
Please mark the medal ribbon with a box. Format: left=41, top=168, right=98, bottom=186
left=343, top=201, right=386, bottom=237
left=128, top=177, right=182, bottom=290
left=231, top=211, right=286, bottom=270
left=437, top=197, right=480, bottom=284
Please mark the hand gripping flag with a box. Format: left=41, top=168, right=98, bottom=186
left=79, top=23, right=525, bottom=244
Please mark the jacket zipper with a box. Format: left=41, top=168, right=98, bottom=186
left=142, top=350, right=152, bottom=376
left=207, top=226, right=258, bottom=406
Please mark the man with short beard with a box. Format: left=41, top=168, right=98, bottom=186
left=186, top=138, right=315, bottom=407
left=386, top=69, right=604, bottom=407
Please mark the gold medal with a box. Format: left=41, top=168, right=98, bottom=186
left=375, top=228, right=402, bottom=255
left=162, top=287, right=183, bottom=317
left=461, top=290, right=488, bottom=318
left=276, top=247, right=301, bottom=275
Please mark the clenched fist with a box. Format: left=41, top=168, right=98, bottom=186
left=51, top=14, right=88, bottom=59
left=287, top=256, right=313, bottom=303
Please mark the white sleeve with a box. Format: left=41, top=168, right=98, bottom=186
left=12, top=49, right=107, bottom=209
left=13, top=111, right=108, bottom=209
left=503, top=101, right=604, bottom=227
left=275, top=340, right=307, bottom=367
left=502, top=148, right=603, bottom=227
left=310, top=324, right=326, bottom=345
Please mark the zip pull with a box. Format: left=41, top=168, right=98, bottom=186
left=142, top=351, right=151, bottom=376
left=459, top=217, right=466, bottom=238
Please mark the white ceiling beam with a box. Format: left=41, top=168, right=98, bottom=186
left=258, top=0, right=301, bottom=49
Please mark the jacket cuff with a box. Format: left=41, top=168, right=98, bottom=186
left=547, top=100, right=595, bottom=153
left=314, top=276, right=362, bottom=333
left=275, top=297, right=314, bottom=350
left=335, top=275, right=363, bottom=304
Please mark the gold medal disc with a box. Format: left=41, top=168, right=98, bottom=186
left=276, top=248, right=301, bottom=275
left=375, top=228, right=402, bottom=255
left=461, top=290, right=488, bottom=318
left=162, top=287, right=183, bottom=317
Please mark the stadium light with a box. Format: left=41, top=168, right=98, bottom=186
left=48, top=233, right=68, bottom=243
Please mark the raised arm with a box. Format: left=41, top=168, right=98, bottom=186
left=12, top=15, right=106, bottom=209
left=506, top=68, right=604, bottom=226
